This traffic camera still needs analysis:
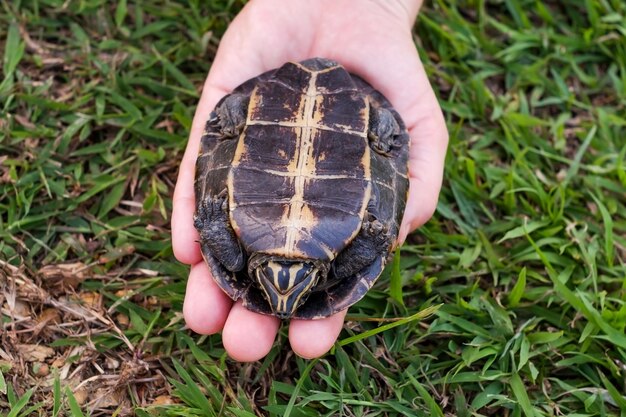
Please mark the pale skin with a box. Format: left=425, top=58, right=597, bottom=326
left=172, top=0, right=448, bottom=361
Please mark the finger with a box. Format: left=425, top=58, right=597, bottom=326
left=171, top=74, right=231, bottom=265
left=348, top=40, right=447, bottom=240
left=222, top=301, right=281, bottom=362
left=183, top=261, right=233, bottom=335
left=289, top=310, right=347, bottom=359
left=398, top=102, right=448, bottom=242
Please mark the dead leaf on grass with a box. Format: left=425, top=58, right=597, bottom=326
left=18, top=344, right=55, bottom=362
left=77, top=291, right=103, bottom=309
left=37, top=308, right=61, bottom=325
left=152, top=395, right=176, bottom=405
left=73, top=387, right=89, bottom=405
left=92, top=387, right=128, bottom=409
left=3, top=299, right=30, bottom=317
left=39, top=262, right=89, bottom=289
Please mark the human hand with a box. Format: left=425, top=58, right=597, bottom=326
left=172, top=0, right=448, bottom=361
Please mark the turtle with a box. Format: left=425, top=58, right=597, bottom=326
left=194, top=57, right=410, bottom=320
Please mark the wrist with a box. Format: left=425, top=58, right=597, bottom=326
left=307, top=0, right=423, bottom=29
left=371, top=0, right=423, bottom=27
left=397, top=0, right=424, bottom=21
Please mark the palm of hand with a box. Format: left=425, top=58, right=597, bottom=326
left=172, top=0, right=448, bottom=361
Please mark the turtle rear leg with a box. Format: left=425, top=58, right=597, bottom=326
left=194, top=194, right=245, bottom=272
left=332, top=215, right=392, bottom=280
left=368, top=106, right=400, bottom=155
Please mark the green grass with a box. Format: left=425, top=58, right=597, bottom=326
left=1, top=0, right=625, bottom=416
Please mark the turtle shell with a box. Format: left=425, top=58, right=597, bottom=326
left=194, top=58, right=409, bottom=319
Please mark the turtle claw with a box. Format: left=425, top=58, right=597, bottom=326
left=331, top=215, right=392, bottom=280
left=194, top=195, right=245, bottom=272
left=368, top=107, right=400, bottom=155
left=362, top=218, right=391, bottom=251
left=193, top=202, right=208, bottom=231
left=216, top=94, right=249, bottom=138
left=195, top=189, right=230, bottom=231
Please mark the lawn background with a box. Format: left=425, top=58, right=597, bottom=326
left=1, top=0, right=626, bottom=416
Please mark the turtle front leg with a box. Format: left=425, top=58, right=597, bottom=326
left=215, top=94, right=249, bottom=137
left=368, top=106, right=400, bottom=155
left=194, top=194, right=245, bottom=272
left=332, top=215, right=392, bottom=280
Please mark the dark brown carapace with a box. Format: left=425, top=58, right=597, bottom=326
left=194, top=58, right=409, bottom=319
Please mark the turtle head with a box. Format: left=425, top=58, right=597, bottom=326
left=253, top=259, right=324, bottom=319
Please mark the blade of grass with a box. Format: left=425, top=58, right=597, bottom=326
left=0, top=368, right=6, bottom=395
left=599, top=372, right=626, bottom=411
left=590, top=192, right=614, bottom=268
left=407, top=373, right=445, bottom=417
left=508, top=267, right=526, bottom=307
left=6, top=388, right=33, bottom=417
left=65, top=388, right=86, bottom=417
left=337, top=304, right=441, bottom=348
left=283, top=359, right=317, bottom=417
left=389, top=248, right=405, bottom=307
left=2, top=22, right=25, bottom=78
left=52, top=376, right=61, bottom=417
left=509, top=373, right=535, bottom=417
left=563, top=125, right=597, bottom=187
